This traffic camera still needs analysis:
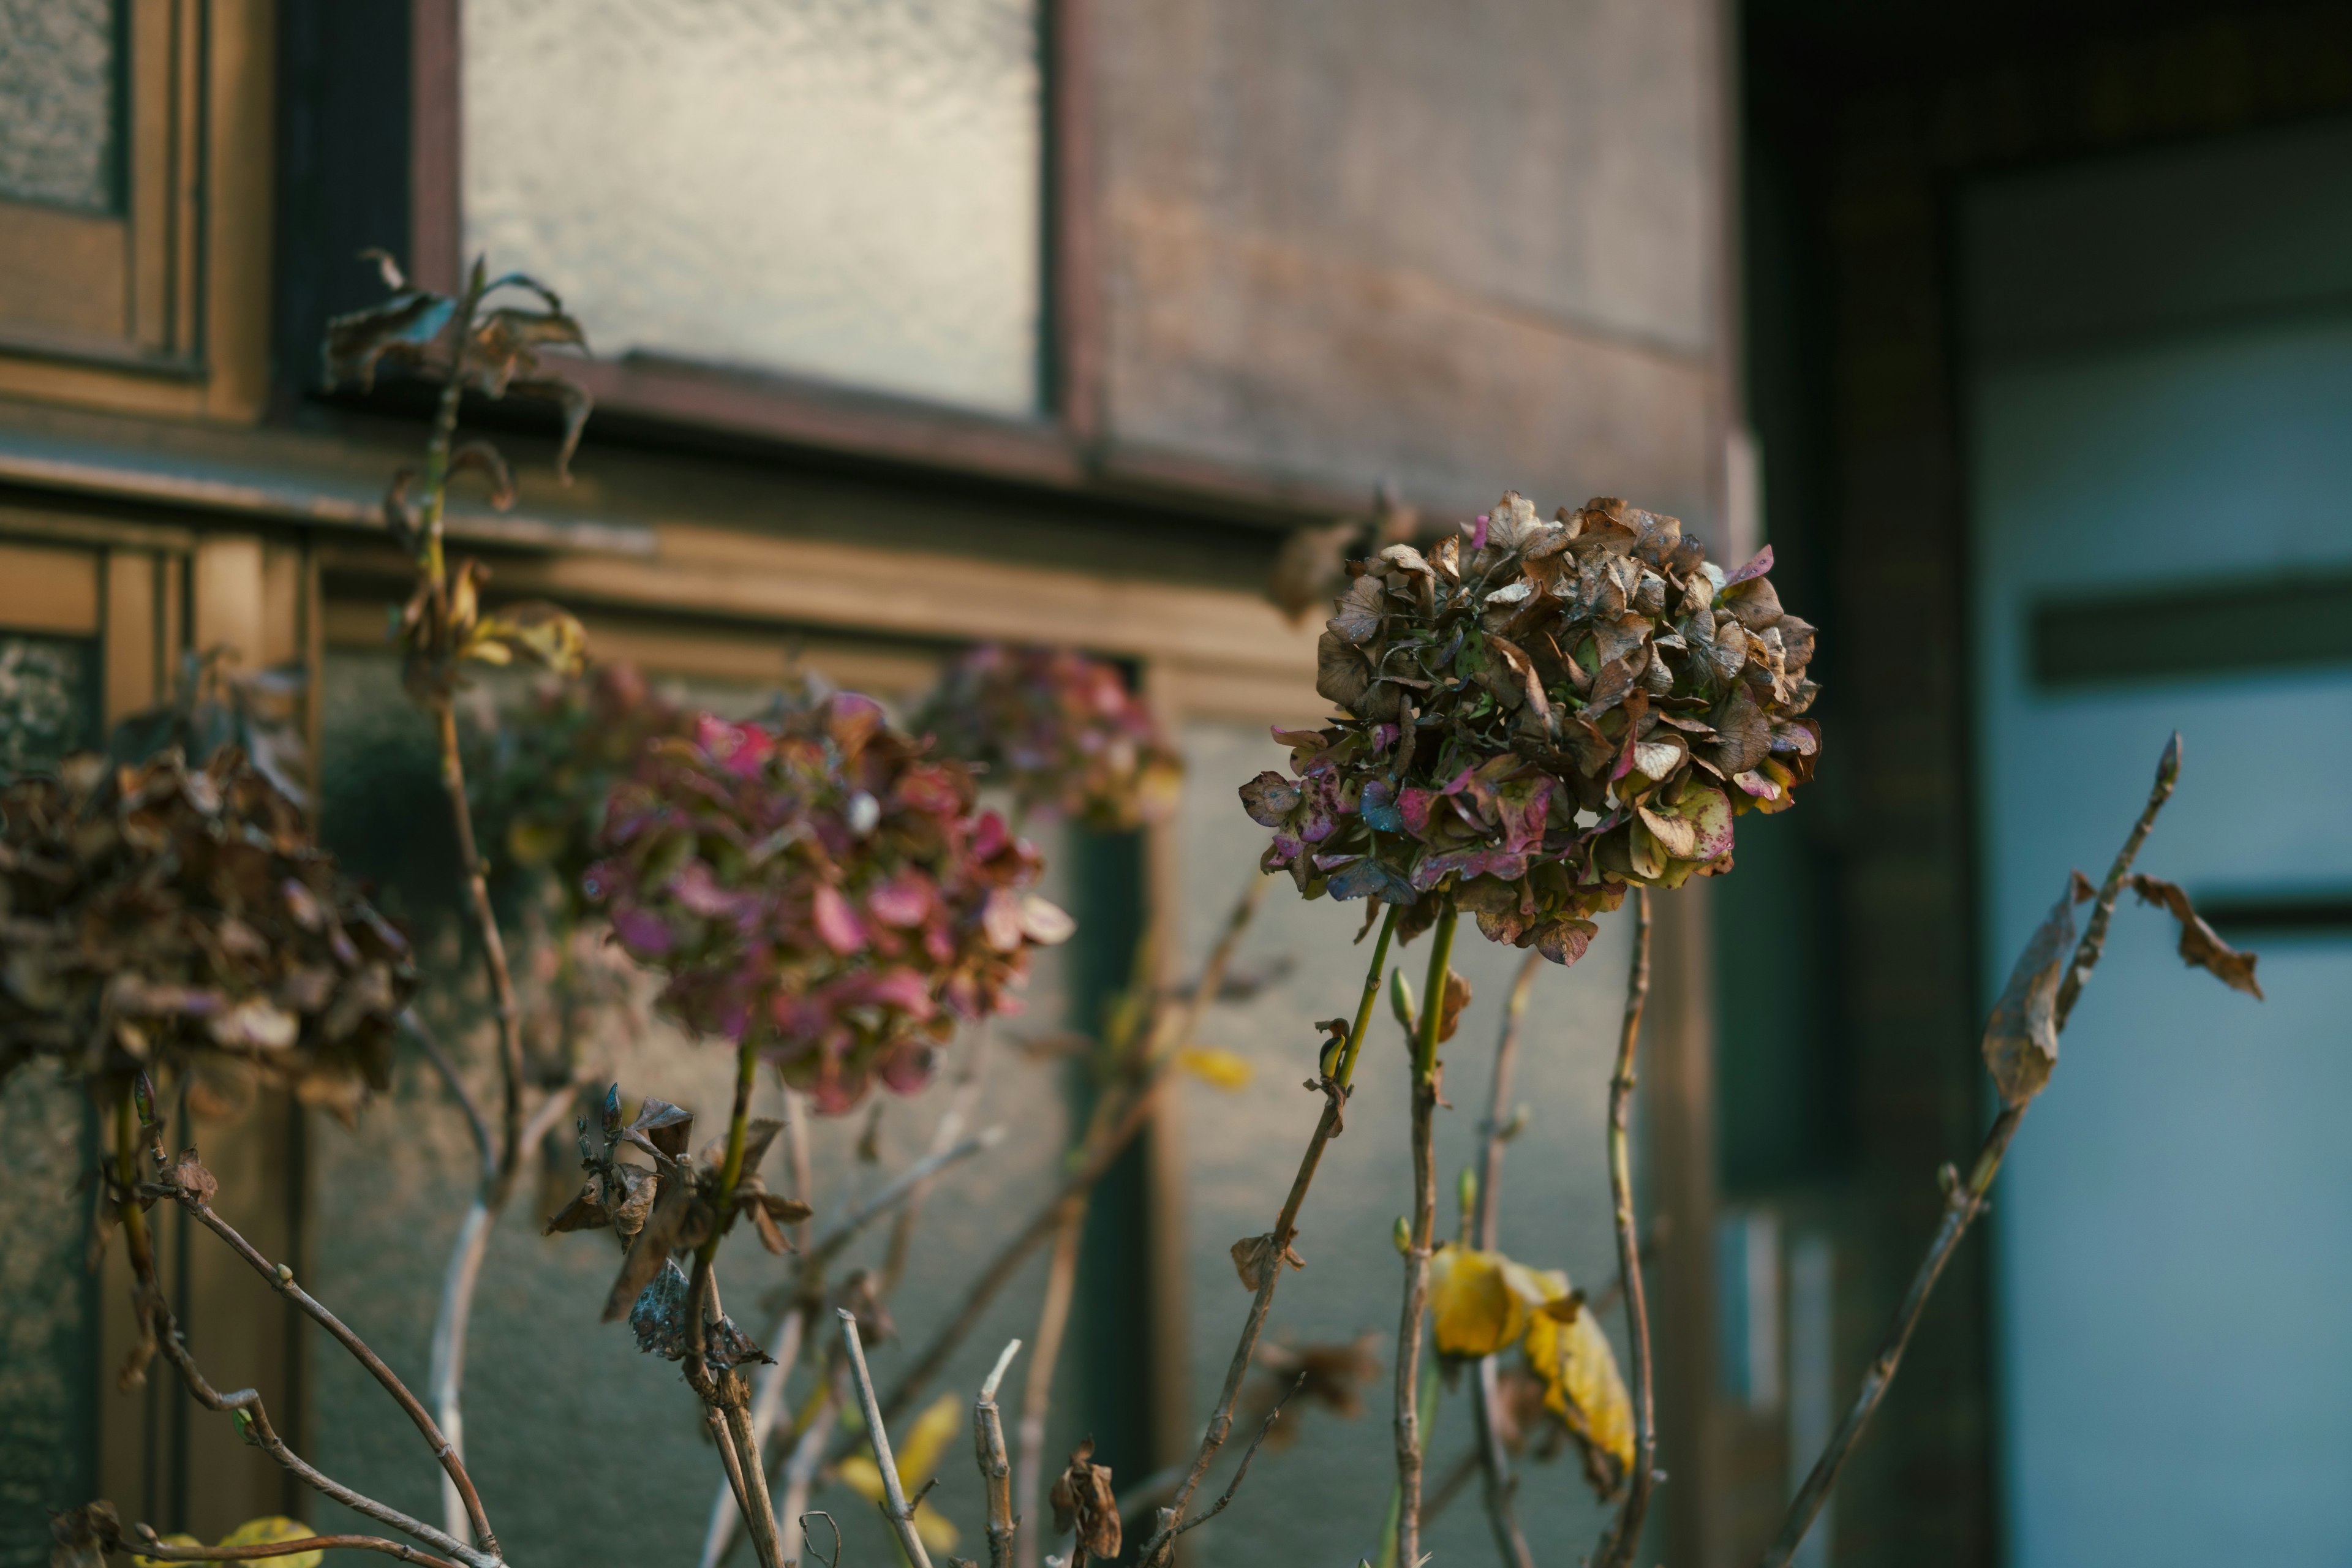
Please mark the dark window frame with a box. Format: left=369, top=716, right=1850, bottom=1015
left=405, top=0, right=1141, bottom=494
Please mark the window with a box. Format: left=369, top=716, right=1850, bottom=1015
left=462, top=0, right=1046, bottom=416
left=0, top=0, right=271, bottom=418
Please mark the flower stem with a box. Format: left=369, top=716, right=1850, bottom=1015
left=1759, top=737, right=2181, bottom=1567
left=703, top=1035, right=762, bottom=1271
left=1393, top=900, right=1458, bottom=1568
left=1596, top=889, right=1656, bottom=1568
left=1141, top=901, right=1400, bottom=1565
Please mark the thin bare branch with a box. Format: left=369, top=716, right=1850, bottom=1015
left=131, top=1529, right=462, bottom=1568
left=1595, top=890, right=1657, bottom=1568
left=837, top=1309, right=935, bottom=1568
left=870, top=876, right=1269, bottom=1438
left=1016, top=1202, right=1085, bottom=1568
left=1465, top=949, right=1541, bottom=1568
left=704, top=1400, right=770, bottom=1568
left=1760, top=735, right=2184, bottom=1567
left=725, top=1395, right=788, bottom=1568
left=1140, top=902, right=1402, bottom=1567
left=131, top=1246, right=496, bottom=1568
left=1392, top=900, right=1459, bottom=1568
left=881, top=1032, right=990, bottom=1295
left=175, top=1196, right=498, bottom=1559
left=1172, top=1372, right=1304, bottom=1540
left=707, top=1311, right=806, bottom=1568
left=974, top=1339, right=1022, bottom=1568
left=777, top=1367, right=845, bottom=1559
left=400, top=1009, right=494, bottom=1180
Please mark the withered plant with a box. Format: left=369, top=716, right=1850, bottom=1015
left=8, top=352, right=2277, bottom=1568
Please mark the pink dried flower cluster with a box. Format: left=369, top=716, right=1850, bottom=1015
left=915, top=645, right=1183, bottom=830
left=587, top=691, right=1072, bottom=1112
left=1243, top=494, right=1820, bottom=960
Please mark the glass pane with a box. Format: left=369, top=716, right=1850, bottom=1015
left=0, top=633, right=96, bottom=779
left=464, top=0, right=1044, bottom=415
left=0, top=631, right=98, bottom=1568
left=0, top=0, right=117, bottom=212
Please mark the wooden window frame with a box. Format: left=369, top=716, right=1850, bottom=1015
left=410, top=0, right=1099, bottom=475
left=405, top=0, right=1357, bottom=519
left=0, top=0, right=274, bottom=423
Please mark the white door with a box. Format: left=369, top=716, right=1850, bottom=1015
left=1967, top=118, right=2352, bottom=1566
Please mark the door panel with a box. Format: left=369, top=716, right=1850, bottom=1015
left=1967, top=120, right=2352, bottom=1567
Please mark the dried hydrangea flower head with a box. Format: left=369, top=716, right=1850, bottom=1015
left=0, top=748, right=415, bottom=1120
left=914, top=644, right=1183, bottom=831
left=588, top=688, right=1073, bottom=1112
left=471, top=662, right=687, bottom=922
left=1242, top=494, right=1820, bottom=961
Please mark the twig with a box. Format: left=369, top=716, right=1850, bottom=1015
left=870, top=873, right=1264, bottom=1436
left=777, top=1366, right=845, bottom=1559
left=118, top=1149, right=497, bottom=1568
left=173, top=1196, right=499, bottom=1560
left=710, top=1122, right=1000, bottom=1568
left=1476, top=950, right=1541, bottom=1248
left=725, top=1395, right=789, bottom=1568
left=130, top=1529, right=464, bottom=1568
left=706, top=1313, right=806, bottom=1568
left=881, top=1033, right=990, bottom=1295
left=1170, top=1371, right=1305, bottom=1539
left=1417, top=1442, right=1480, bottom=1529
left=1016, top=1202, right=1085, bottom=1568
left=401, top=1009, right=494, bottom=1180
left=1140, top=902, right=1402, bottom=1567
left=1595, top=889, right=1657, bottom=1568
left=974, top=1338, right=1023, bottom=1568
left=1470, top=1354, right=1535, bottom=1567
left=1467, top=950, right=1540, bottom=1568
left=428, top=1066, right=590, bottom=1537
left=705, top=1400, right=769, bottom=1568
left=837, top=1309, right=935, bottom=1568
left=1758, top=735, right=2183, bottom=1567
left=1392, top=900, right=1459, bottom=1568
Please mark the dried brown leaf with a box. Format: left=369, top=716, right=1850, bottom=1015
left=2126, top=875, right=2264, bottom=1000
left=1049, top=1440, right=1121, bottom=1558
left=1230, top=1232, right=1306, bottom=1292
left=1982, top=882, right=2076, bottom=1107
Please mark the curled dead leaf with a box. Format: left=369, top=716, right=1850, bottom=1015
left=1049, top=1439, right=1121, bottom=1559
left=1982, top=881, right=2076, bottom=1107
left=2126, top=874, right=2264, bottom=1000
left=1231, top=1231, right=1306, bottom=1292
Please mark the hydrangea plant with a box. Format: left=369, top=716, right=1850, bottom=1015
left=0, top=748, right=414, bottom=1121
left=913, top=644, right=1182, bottom=831
left=588, top=690, right=1072, bottom=1112
left=1241, top=493, right=1820, bottom=963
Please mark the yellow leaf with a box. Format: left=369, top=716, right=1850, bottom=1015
left=839, top=1391, right=963, bottom=1510
left=213, top=1517, right=323, bottom=1568
left=913, top=1501, right=961, bottom=1553
left=1176, top=1046, right=1253, bottom=1091
left=895, top=1392, right=962, bottom=1488
left=131, top=1534, right=200, bottom=1568
left=837, top=1454, right=886, bottom=1503
left=1525, top=1297, right=1636, bottom=1498
left=1427, top=1245, right=1527, bottom=1357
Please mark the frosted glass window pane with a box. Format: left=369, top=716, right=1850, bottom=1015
left=0, top=0, right=117, bottom=211
left=464, top=0, right=1043, bottom=415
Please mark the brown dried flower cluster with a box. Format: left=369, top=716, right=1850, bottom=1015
left=0, top=749, right=415, bottom=1120
left=547, top=1086, right=812, bottom=1339
left=1244, top=494, right=1820, bottom=960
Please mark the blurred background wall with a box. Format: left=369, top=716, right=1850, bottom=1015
left=2, top=2, right=2349, bottom=1567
